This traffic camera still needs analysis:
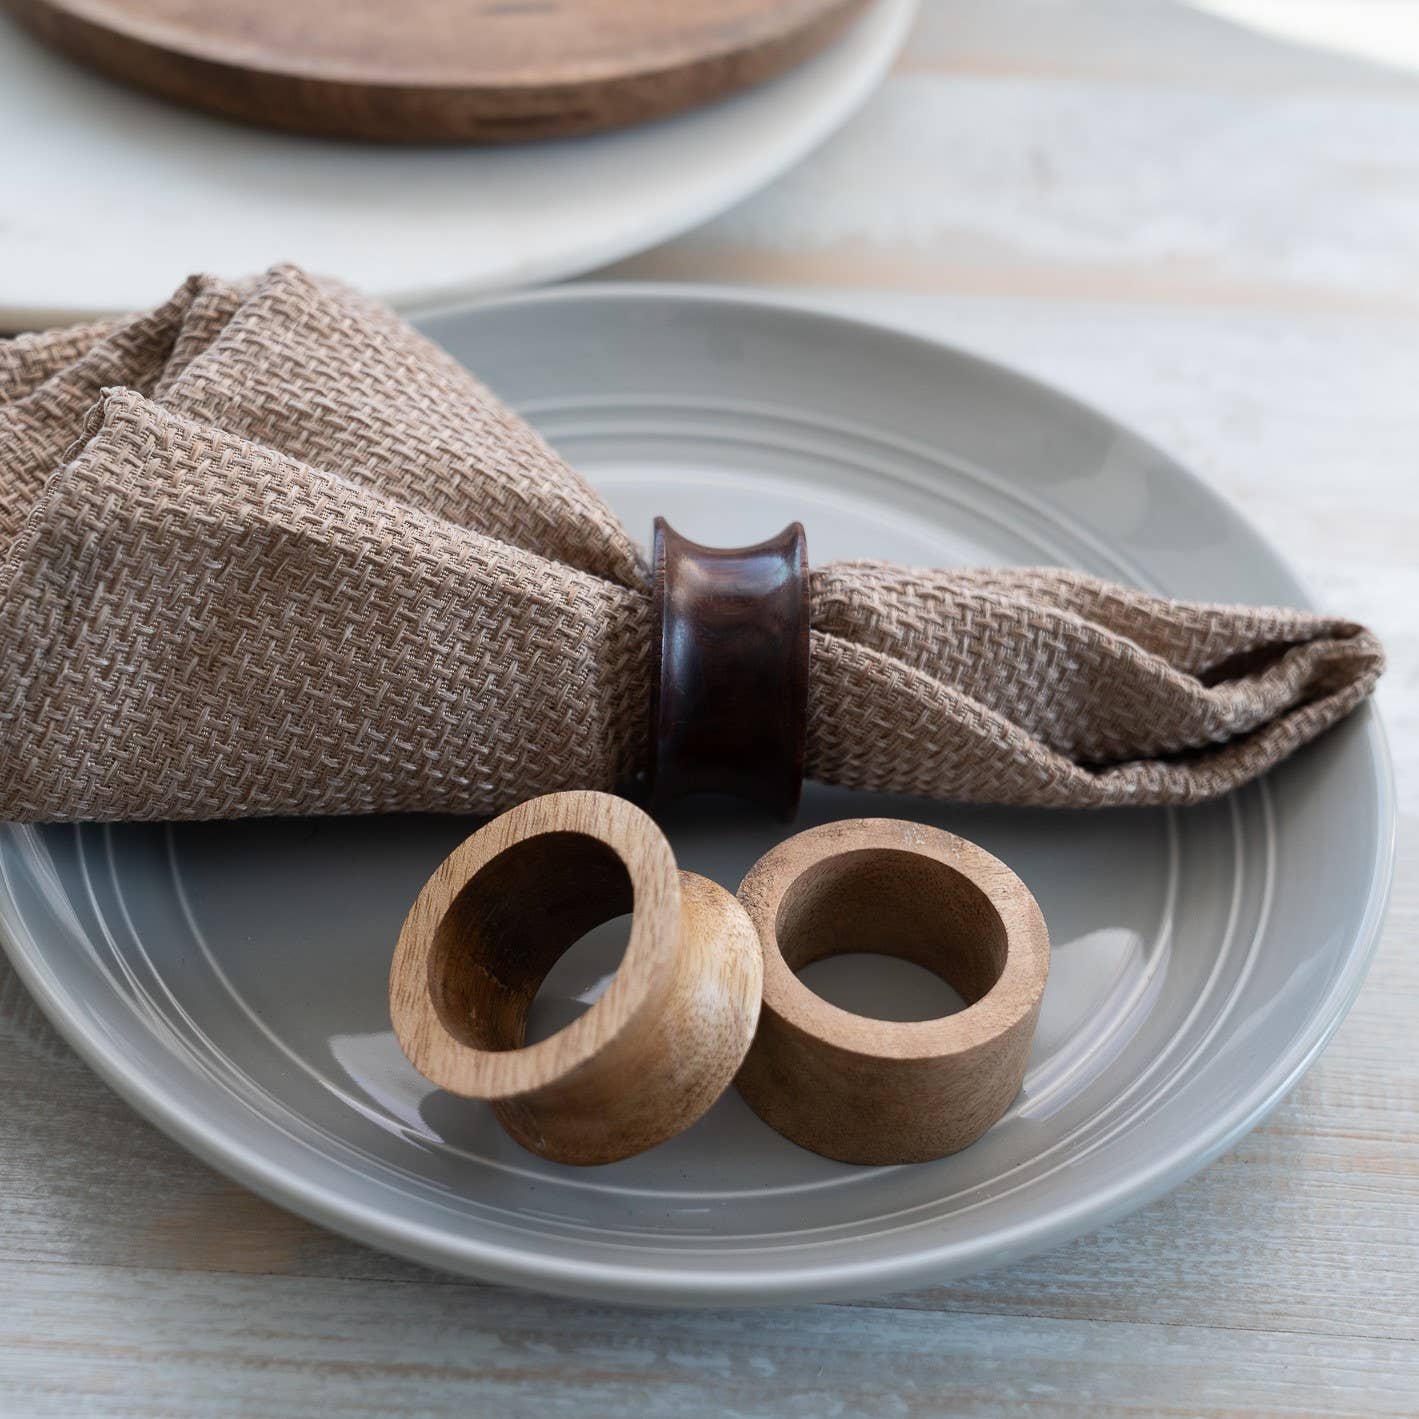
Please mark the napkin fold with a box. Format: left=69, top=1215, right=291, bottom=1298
left=0, top=268, right=1383, bottom=821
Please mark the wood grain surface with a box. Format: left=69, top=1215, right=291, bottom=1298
left=736, top=819, right=1049, bottom=1164
left=652, top=518, right=810, bottom=818
left=389, top=791, right=762, bottom=1164
left=3, top=1, right=1418, bottom=1414
left=0, top=0, right=872, bottom=141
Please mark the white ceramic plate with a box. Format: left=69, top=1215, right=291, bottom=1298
left=0, top=287, right=1394, bottom=1305
left=0, top=0, right=914, bottom=331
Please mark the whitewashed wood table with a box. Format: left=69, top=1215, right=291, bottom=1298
left=3, top=2, right=1417, bottom=1413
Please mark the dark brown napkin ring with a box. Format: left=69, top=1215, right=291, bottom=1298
left=650, top=517, right=810, bottom=819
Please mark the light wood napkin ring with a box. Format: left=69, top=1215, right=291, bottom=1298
left=735, top=819, right=1050, bottom=1165
left=389, top=791, right=763, bottom=1166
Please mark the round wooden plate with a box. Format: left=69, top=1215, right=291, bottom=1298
left=2, top=0, right=876, bottom=142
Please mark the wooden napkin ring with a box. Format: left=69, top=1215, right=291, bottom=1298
left=734, top=819, right=1050, bottom=1165
left=651, top=517, right=809, bottom=819
left=389, top=791, right=763, bottom=1166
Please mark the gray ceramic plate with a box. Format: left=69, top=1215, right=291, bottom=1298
left=0, top=288, right=1394, bottom=1306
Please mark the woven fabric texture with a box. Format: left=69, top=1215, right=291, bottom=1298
left=0, top=268, right=1384, bottom=820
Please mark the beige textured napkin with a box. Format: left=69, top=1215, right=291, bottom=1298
left=0, top=268, right=1384, bottom=821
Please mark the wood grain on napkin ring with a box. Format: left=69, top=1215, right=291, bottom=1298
left=650, top=517, right=810, bottom=819
left=388, top=791, right=762, bottom=1165
left=734, top=819, right=1051, bottom=1165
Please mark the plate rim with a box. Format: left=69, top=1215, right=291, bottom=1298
left=0, top=282, right=1397, bottom=1304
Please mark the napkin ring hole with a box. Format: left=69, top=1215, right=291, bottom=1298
left=772, top=847, right=1010, bottom=1012
left=428, top=830, right=632, bottom=1054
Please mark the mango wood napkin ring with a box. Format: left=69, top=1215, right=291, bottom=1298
left=651, top=517, right=809, bottom=819
left=735, top=819, right=1050, bottom=1165
left=389, top=791, right=763, bottom=1166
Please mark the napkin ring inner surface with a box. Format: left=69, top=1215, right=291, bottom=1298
left=650, top=516, right=809, bottom=819
left=734, top=818, right=1051, bottom=1165
left=389, top=790, right=763, bottom=1165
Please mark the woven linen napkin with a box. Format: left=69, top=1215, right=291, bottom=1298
left=0, top=267, right=1384, bottom=821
